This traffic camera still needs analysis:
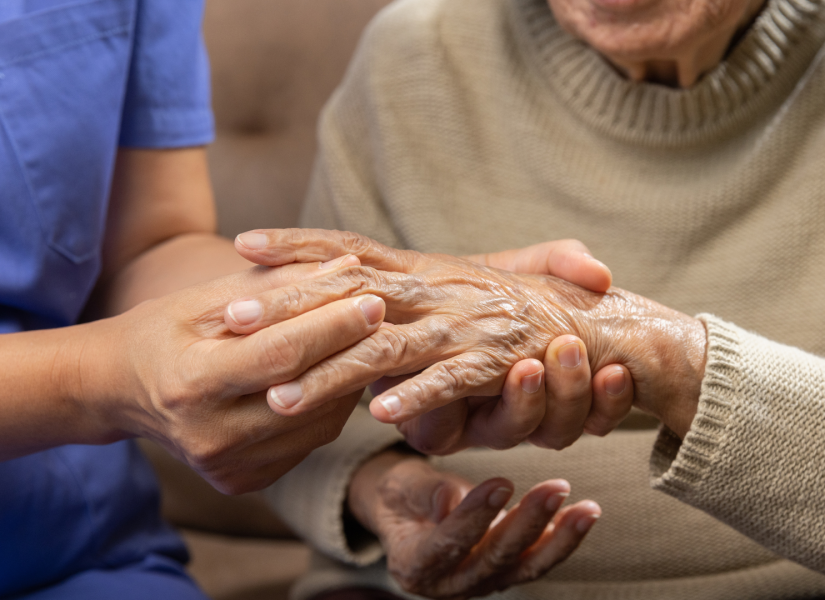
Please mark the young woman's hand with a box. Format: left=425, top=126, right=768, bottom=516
left=77, top=259, right=383, bottom=495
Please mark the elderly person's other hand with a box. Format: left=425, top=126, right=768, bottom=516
left=231, top=229, right=702, bottom=441
left=84, top=258, right=384, bottom=495
left=346, top=450, right=600, bottom=600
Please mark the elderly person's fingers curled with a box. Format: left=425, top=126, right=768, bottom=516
left=460, top=359, right=547, bottom=450
left=398, top=358, right=547, bottom=455
left=527, top=337, right=634, bottom=448
left=527, top=335, right=592, bottom=450
left=490, top=500, right=601, bottom=593
left=455, top=488, right=600, bottom=598
left=347, top=451, right=599, bottom=600
left=583, top=364, right=634, bottom=436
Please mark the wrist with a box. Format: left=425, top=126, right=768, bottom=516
left=347, top=449, right=422, bottom=534
left=71, top=314, right=136, bottom=444
left=584, top=289, right=707, bottom=439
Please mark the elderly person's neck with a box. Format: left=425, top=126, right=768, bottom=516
left=548, top=0, right=767, bottom=88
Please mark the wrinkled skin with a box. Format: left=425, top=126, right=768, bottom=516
left=347, top=451, right=601, bottom=600
left=380, top=335, right=634, bottom=454
left=547, top=0, right=766, bottom=87
left=232, top=229, right=706, bottom=443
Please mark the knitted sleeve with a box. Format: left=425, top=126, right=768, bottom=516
left=265, top=404, right=404, bottom=565
left=651, top=314, right=825, bottom=572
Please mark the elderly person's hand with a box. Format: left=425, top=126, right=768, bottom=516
left=233, top=232, right=633, bottom=453
left=82, top=258, right=384, bottom=495
left=231, top=229, right=702, bottom=441
left=383, top=337, right=634, bottom=454
left=372, top=240, right=634, bottom=454
left=346, top=450, right=600, bottom=600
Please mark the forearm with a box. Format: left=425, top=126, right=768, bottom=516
left=652, top=315, right=825, bottom=573
left=0, top=318, right=125, bottom=459
left=91, top=232, right=251, bottom=317
left=577, top=286, right=706, bottom=438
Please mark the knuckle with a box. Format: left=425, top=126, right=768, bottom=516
left=340, top=230, right=373, bottom=256
left=260, top=331, right=304, bottom=379
left=365, top=330, right=409, bottom=365
left=281, top=284, right=311, bottom=318
left=428, top=534, right=466, bottom=564
left=433, top=361, right=471, bottom=397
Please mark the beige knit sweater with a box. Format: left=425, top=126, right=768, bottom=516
left=267, top=0, right=825, bottom=597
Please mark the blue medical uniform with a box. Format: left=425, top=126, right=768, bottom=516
left=0, top=1, right=214, bottom=597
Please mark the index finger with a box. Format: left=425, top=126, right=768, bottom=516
left=235, top=228, right=424, bottom=273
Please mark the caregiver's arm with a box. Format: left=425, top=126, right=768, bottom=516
left=0, top=149, right=383, bottom=495
left=89, top=147, right=251, bottom=314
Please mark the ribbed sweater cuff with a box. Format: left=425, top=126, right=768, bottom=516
left=650, top=313, right=741, bottom=493
left=265, top=405, right=404, bottom=566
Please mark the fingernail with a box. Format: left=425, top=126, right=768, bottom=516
left=605, top=369, right=627, bottom=396
left=521, top=371, right=543, bottom=394
left=546, top=491, right=569, bottom=512
left=576, top=513, right=600, bottom=533
left=558, top=342, right=581, bottom=368
left=269, top=382, right=302, bottom=409
left=359, top=295, right=385, bottom=326
left=320, top=255, right=353, bottom=270
left=378, top=394, right=402, bottom=416
left=227, top=300, right=262, bottom=326
left=488, top=486, right=513, bottom=509
left=236, top=232, right=268, bottom=250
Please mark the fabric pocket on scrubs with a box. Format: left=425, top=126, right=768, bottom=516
left=0, top=0, right=134, bottom=265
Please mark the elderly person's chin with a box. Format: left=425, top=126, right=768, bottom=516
left=546, top=0, right=766, bottom=87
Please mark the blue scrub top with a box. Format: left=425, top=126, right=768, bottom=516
left=0, top=0, right=214, bottom=596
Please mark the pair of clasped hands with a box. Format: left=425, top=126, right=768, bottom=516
left=120, top=228, right=705, bottom=599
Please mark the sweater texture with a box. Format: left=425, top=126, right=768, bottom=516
left=267, top=0, right=825, bottom=597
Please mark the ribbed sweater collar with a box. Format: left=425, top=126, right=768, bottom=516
left=511, top=0, right=825, bottom=146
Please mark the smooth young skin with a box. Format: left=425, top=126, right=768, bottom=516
left=547, top=0, right=766, bottom=87
left=234, top=229, right=705, bottom=442
left=347, top=451, right=601, bottom=600
left=0, top=149, right=387, bottom=494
